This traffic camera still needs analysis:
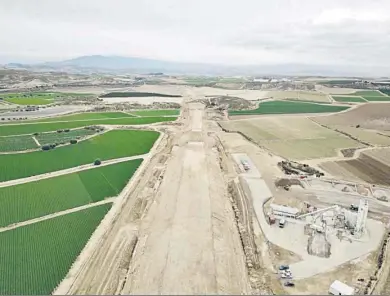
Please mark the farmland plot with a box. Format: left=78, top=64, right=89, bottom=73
left=4, top=97, right=53, bottom=105
left=332, top=126, right=390, bottom=146
left=0, top=159, right=142, bottom=226
left=36, top=128, right=97, bottom=145
left=130, top=109, right=180, bottom=116
left=266, top=90, right=330, bottom=102
left=312, top=103, right=390, bottom=131
left=353, top=90, right=386, bottom=96
left=221, top=117, right=363, bottom=159
left=0, top=130, right=158, bottom=182
left=0, top=204, right=112, bottom=295
left=320, top=149, right=390, bottom=185
left=0, top=135, right=38, bottom=152
left=0, top=116, right=173, bottom=136
left=24, top=112, right=133, bottom=123
left=331, top=95, right=366, bottom=103
left=228, top=100, right=349, bottom=116
left=360, top=96, right=390, bottom=102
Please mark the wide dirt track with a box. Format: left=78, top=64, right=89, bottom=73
left=56, top=102, right=250, bottom=295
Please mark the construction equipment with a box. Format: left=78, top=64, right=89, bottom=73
left=279, top=265, right=289, bottom=270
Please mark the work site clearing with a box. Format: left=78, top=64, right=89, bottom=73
left=2, top=81, right=390, bottom=296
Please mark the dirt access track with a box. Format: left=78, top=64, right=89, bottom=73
left=56, top=102, right=250, bottom=294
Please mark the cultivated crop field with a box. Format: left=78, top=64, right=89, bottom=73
left=0, top=129, right=98, bottom=152
left=360, top=96, right=390, bottom=102
left=221, top=117, right=363, bottom=159
left=0, top=116, right=173, bottom=136
left=24, top=112, right=133, bottom=123
left=0, top=135, right=38, bottom=152
left=228, top=100, right=349, bottom=116
left=312, top=103, right=390, bottom=131
left=130, top=109, right=180, bottom=116
left=352, top=90, right=386, bottom=96
left=0, top=130, right=158, bottom=182
left=0, top=204, right=112, bottom=295
left=266, top=90, right=330, bottom=102
left=320, top=148, right=390, bottom=185
left=332, top=126, right=390, bottom=146
left=4, top=97, right=53, bottom=105
left=100, top=92, right=182, bottom=98
left=36, top=128, right=98, bottom=145
left=0, top=159, right=142, bottom=226
left=331, top=95, right=366, bottom=103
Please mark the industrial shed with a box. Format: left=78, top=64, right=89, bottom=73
left=329, top=280, right=354, bottom=295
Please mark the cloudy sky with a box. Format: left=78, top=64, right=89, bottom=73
left=0, top=0, right=389, bottom=72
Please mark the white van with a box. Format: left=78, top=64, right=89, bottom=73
left=279, top=219, right=286, bottom=228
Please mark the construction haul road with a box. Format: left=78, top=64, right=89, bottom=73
left=55, top=102, right=250, bottom=295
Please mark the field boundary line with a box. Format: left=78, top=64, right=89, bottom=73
left=0, top=197, right=115, bottom=233
left=0, top=154, right=148, bottom=189
left=32, top=136, right=41, bottom=146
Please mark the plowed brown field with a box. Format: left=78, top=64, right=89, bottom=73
left=312, top=103, right=390, bottom=131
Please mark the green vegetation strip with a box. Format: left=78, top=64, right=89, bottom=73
left=229, top=101, right=349, bottom=115
left=0, top=204, right=111, bottom=295
left=0, top=135, right=38, bottom=152
left=361, top=96, right=390, bottom=101
left=0, top=116, right=173, bottom=136
left=0, top=130, right=158, bottom=182
left=4, top=97, right=53, bottom=105
left=23, top=112, right=134, bottom=123
left=130, top=109, right=180, bottom=116
left=100, top=92, right=181, bottom=98
left=0, top=159, right=141, bottom=227
left=331, top=96, right=366, bottom=103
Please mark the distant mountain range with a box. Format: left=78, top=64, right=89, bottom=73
left=3, top=55, right=388, bottom=77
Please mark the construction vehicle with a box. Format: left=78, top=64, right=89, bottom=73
left=284, top=281, right=295, bottom=287
left=350, top=204, right=359, bottom=211
left=279, top=265, right=289, bottom=270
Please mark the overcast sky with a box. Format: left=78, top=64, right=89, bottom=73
left=0, top=0, right=389, bottom=71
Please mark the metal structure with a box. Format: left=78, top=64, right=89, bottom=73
left=354, top=199, right=368, bottom=238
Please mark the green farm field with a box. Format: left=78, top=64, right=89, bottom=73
left=229, top=100, right=349, bottom=115
left=130, top=109, right=180, bottom=116
left=0, top=130, right=158, bottom=182
left=0, top=129, right=97, bottom=152
left=100, top=92, right=181, bottom=98
left=24, top=112, right=133, bottom=123
left=0, top=159, right=142, bottom=226
left=4, top=97, right=53, bottom=105
left=36, top=128, right=97, bottom=145
left=0, top=204, right=111, bottom=295
left=0, top=116, right=173, bottom=136
left=331, top=96, right=366, bottom=103
left=360, top=96, right=390, bottom=102
left=0, top=135, right=38, bottom=152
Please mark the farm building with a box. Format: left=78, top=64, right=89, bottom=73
left=329, top=280, right=354, bottom=295
left=270, top=203, right=300, bottom=218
